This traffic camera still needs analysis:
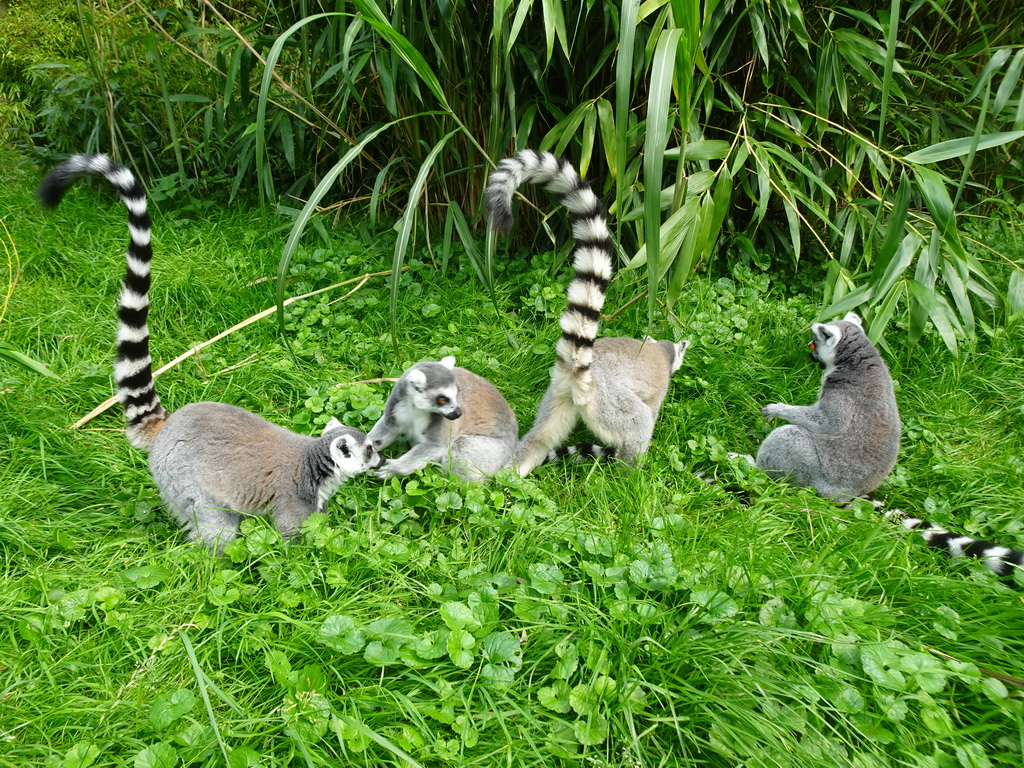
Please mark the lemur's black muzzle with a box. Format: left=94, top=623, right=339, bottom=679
left=444, top=407, right=462, bottom=421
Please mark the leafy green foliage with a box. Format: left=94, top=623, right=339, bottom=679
left=8, top=0, right=1022, bottom=347
left=2, top=150, right=1023, bottom=767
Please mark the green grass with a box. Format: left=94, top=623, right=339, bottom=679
left=1, top=148, right=1023, bottom=767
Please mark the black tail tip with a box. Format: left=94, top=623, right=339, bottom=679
left=37, top=173, right=71, bottom=209
left=483, top=192, right=514, bottom=233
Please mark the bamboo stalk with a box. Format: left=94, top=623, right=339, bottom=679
left=71, top=269, right=397, bottom=429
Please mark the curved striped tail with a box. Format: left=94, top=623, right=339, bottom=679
left=38, top=154, right=169, bottom=450
left=880, top=505, right=1023, bottom=583
left=485, top=150, right=613, bottom=406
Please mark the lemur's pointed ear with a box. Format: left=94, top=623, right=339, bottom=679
left=843, top=312, right=863, bottom=328
left=440, top=356, right=456, bottom=369
left=322, top=416, right=343, bottom=435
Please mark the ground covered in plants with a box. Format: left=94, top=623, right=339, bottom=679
left=2, top=150, right=1023, bottom=767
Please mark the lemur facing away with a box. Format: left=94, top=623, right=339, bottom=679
left=754, top=311, right=1022, bottom=579
left=367, top=356, right=518, bottom=482
left=39, top=155, right=382, bottom=551
left=485, top=150, right=688, bottom=476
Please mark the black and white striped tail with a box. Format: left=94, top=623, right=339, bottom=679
left=878, top=504, right=1023, bottom=582
left=542, top=443, right=617, bottom=466
left=485, top=150, right=613, bottom=405
left=38, top=154, right=169, bottom=450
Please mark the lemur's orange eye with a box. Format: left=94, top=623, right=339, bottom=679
left=436, top=396, right=448, bottom=406
left=809, top=341, right=816, bottom=351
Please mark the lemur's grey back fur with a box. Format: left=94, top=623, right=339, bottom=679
left=486, top=150, right=688, bottom=476
left=38, top=155, right=380, bottom=550
left=367, top=356, right=517, bottom=482
left=38, top=154, right=168, bottom=449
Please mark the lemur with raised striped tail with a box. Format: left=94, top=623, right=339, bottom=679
left=38, top=155, right=382, bottom=551
left=753, top=311, right=1022, bottom=580
left=485, top=150, right=688, bottom=476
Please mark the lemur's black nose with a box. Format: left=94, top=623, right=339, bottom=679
left=445, top=407, right=462, bottom=421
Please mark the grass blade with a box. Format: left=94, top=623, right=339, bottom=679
left=179, top=630, right=231, bottom=766
left=0, top=342, right=58, bottom=379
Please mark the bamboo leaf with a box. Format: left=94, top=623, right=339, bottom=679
left=0, top=343, right=59, bottom=379
left=903, top=131, right=1024, bottom=164
left=908, top=231, right=939, bottom=344
left=389, top=129, right=461, bottom=348
left=350, top=0, right=452, bottom=111
left=664, top=140, right=731, bottom=161
left=994, top=49, right=1024, bottom=114
left=877, top=0, right=901, bottom=145
left=870, top=173, right=911, bottom=281
left=874, top=231, right=921, bottom=301
left=866, top=281, right=905, bottom=344
left=614, top=0, right=641, bottom=221
left=625, top=197, right=701, bottom=272
left=966, top=47, right=1012, bottom=102
left=644, top=28, right=683, bottom=312
left=907, top=279, right=958, bottom=354
left=1007, top=270, right=1024, bottom=317
left=824, top=284, right=874, bottom=318
left=257, top=12, right=345, bottom=204
left=595, top=98, right=616, bottom=178
left=580, top=104, right=597, bottom=177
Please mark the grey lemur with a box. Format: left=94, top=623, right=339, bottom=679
left=38, top=155, right=382, bottom=551
left=367, top=355, right=518, bottom=482
left=485, top=149, right=688, bottom=476
left=753, top=311, right=1022, bottom=579
left=755, top=311, right=900, bottom=501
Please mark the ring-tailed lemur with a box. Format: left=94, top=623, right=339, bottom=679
left=753, top=311, right=1022, bottom=580
left=367, top=355, right=518, bottom=482
left=756, top=312, right=900, bottom=501
left=485, top=150, right=688, bottom=476
left=38, top=155, right=382, bottom=551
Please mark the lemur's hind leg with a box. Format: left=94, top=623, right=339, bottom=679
left=514, top=387, right=579, bottom=476
left=582, top=389, right=654, bottom=465
left=176, top=498, right=240, bottom=553
left=448, top=435, right=514, bottom=482
left=755, top=424, right=822, bottom=488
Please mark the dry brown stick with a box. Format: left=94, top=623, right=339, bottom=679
left=334, top=377, right=399, bottom=386
left=70, top=269, right=399, bottom=429
left=925, top=646, right=1024, bottom=691
left=601, top=290, right=648, bottom=323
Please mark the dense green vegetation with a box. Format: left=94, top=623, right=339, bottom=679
left=2, top=149, right=1023, bottom=767
left=2, top=0, right=1022, bottom=347
left=1, top=0, right=1023, bottom=764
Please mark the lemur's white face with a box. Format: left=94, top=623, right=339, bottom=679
left=325, top=425, right=383, bottom=477
left=405, top=360, right=462, bottom=421
left=809, top=312, right=863, bottom=369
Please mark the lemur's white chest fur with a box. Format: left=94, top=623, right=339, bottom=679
left=392, top=398, right=435, bottom=444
